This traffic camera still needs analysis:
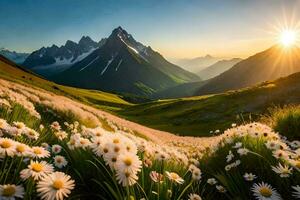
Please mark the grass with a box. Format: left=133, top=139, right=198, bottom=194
left=263, top=105, right=300, bottom=140
left=0, top=56, right=132, bottom=112
left=118, top=73, right=300, bottom=136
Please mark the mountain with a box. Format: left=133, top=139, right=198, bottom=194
left=175, top=55, right=220, bottom=73
left=197, top=58, right=242, bottom=80
left=23, top=36, right=106, bottom=77
left=151, top=81, right=207, bottom=99
left=0, top=48, right=29, bottom=64
left=53, top=26, right=200, bottom=96
left=196, top=45, right=300, bottom=95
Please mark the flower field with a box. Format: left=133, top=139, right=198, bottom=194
left=0, top=78, right=300, bottom=200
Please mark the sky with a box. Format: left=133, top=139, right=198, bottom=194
left=1, top=0, right=300, bottom=59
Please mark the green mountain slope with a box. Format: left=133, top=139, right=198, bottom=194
left=0, top=55, right=131, bottom=111
left=118, top=72, right=300, bottom=136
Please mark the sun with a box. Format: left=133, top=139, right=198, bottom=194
left=280, top=30, right=297, bottom=47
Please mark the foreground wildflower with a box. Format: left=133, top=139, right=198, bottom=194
left=0, top=184, right=24, bottom=199
left=271, top=163, right=292, bottom=178
left=0, top=138, right=16, bottom=157
left=216, top=185, right=226, bottom=193
left=54, top=155, right=68, bottom=169
left=251, top=182, right=281, bottom=200
left=20, top=160, right=54, bottom=181
left=292, top=185, right=300, bottom=199
left=207, top=178, right=217, bottom=185
left=188, top=193, right=202, bottom=200
left=149, top=171, right=163, bottom=183
left=244, top=173, right=257, bottom=181
left=37, top=172, right=75, bottom=200
left=115, top=153, right=142, bottom=186
left=165, top=171, right=184, bottom=184
left=51, top=145, right=62, bottom=154
left=31, top=146, right=50, bottom=159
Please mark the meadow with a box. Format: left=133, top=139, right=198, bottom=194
left=0, top=77, right=300, bottom=200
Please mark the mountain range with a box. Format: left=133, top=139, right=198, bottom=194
left=23, top=36, right=107, bottom=77
left=0, top=48, right=29, bottom=64
left=197, top=58, right=242, bottom=80
left=175, top=55, right=220, bottom=73
left=195, top=45, right=300, bottom=95
left=48, top=27, right=200, bottom=95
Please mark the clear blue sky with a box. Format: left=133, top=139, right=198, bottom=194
left=1, top=0, right=300, bottom=58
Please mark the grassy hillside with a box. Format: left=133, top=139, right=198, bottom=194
left=0, top=55, right=131, bottom=111
left=119, top=72, right=300, bottom=136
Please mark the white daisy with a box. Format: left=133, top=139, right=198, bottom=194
left=237, top=148, right=249, bottom=156
left=149, top=171, right=163, bottom=183
left=30, top=146, right=50, bottom=159
left=37, top=172, right=75, bottom=200
left=226, top=150, right=234, bottom=162
left=54, top=155, right=68, bottom=169
left=271, top=163, right=292, bottom=178
left=51, top=145, right=62, bottom=154
left=292, top=185, right=300, bottom=199
left=251, top=182, right=282, bottom=200
left=0, top=138, right=16, bottom=157
left=243, top=173, right=257, bottom=181
left=165, top=171, right=184, bottom=184
left=0, top=184, right=24, bottom=199
left=216, top=185, right=226, bottom=193
left=20, top=160, right=54, bottom=181
left=188, top=193, right=202, bottom=200
left=207, top=178, right=217, bottom=185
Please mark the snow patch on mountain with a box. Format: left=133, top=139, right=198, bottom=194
left=115, top=59, right=123, bottom=71
left=101, top=55, right=116, bottom=75
left=79, top=56, right=99, bottom=72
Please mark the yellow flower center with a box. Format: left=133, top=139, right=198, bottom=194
left=16, top=145, right=25, bottom=153
left=1, top=140, right=11, bottom=149
left=259, top=187, right=272, bottom=197
left=2, top=185, right=16, bottom=197
left=33, top=148, right=42, bottom=155
left=295, top=161, right=300, bottom=168
left=31, top=163, right=43, bottom=172
left=52, top=180, right=64, bottom=190
left=123, top=158, right=132, bottom=166
left=170, top=173, right=179, bottom=180
left=113, top=139, right=120, bottom=144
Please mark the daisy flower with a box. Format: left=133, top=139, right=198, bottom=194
left=232, top=142, right=242, bottom=149
left=165, top=171, right=184, bottom=184
left=54, top=155, right=68, bottom=169
left=24, top=128, right=39, bottom=140
left=37, top=172, right=75, bottom=200
left=0, top=138, right=16, bottom=157
left=292, top=185, right=300, bottom=199
left=207, top=178, right=217, bottom=185
left=243, top=173, right=257, bottom=181
left=0, top=184, right=24, bottom=199
left=251, top=182, right=282, bottom=200
left=271, top=163, right=292, bottom=178
left=192, top=167, right=201, bottom=181
left=188, top=193, right=202, bottom=200
left=226, top=151, right=234, bottom=162
left=51, top=145, right=62, bottom=154
left=31, top=146, right=50, bottom=159
left=237, top=148, right=249, bottom=156
left=20, top=160, right=54, bottom=181
left=216, top=185, right=226, bottom=193
left=15, top=142, right=31, bottom=157
left=115, top=169, right=139, bottom=187
left=149, top=171, right=163, bottom=183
